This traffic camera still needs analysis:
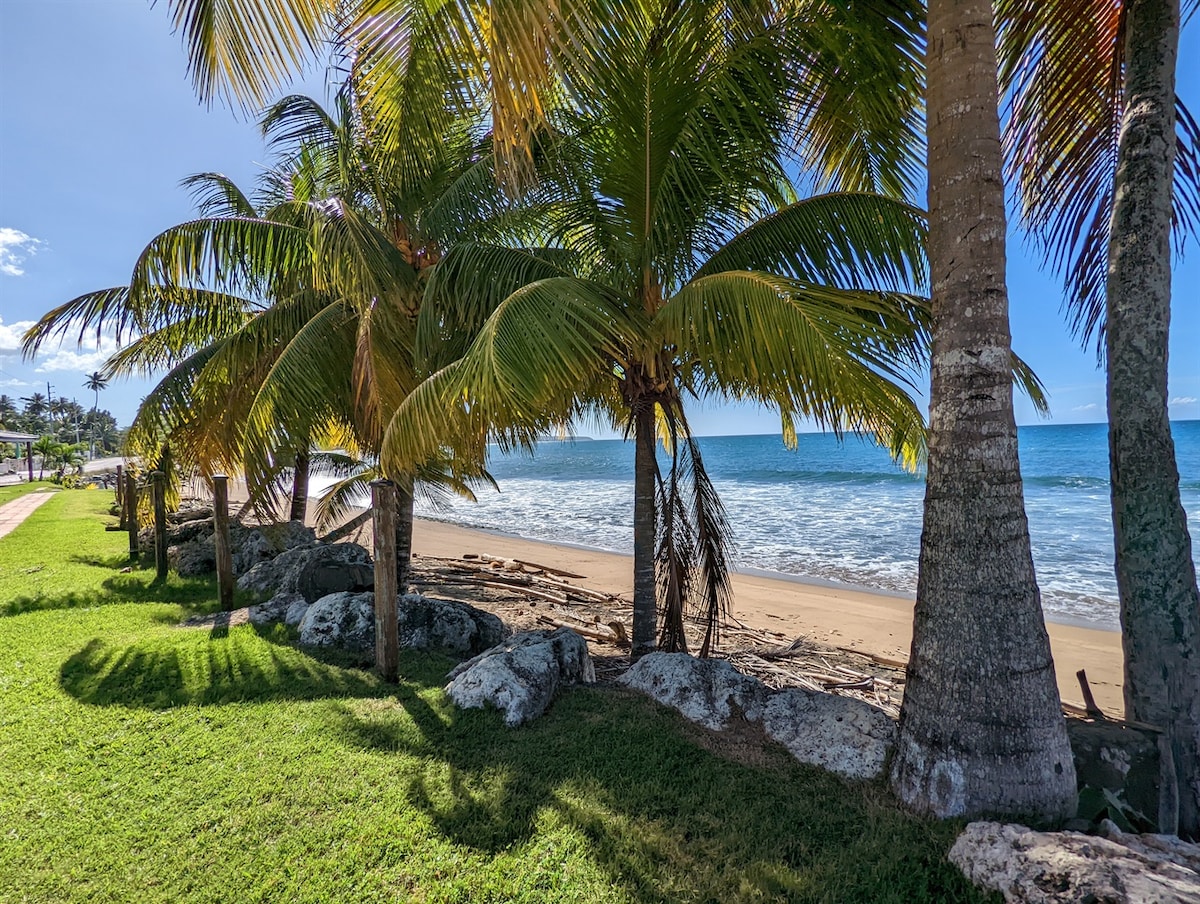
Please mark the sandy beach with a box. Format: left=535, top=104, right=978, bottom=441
left=407, top=516, right=1126, bottom=714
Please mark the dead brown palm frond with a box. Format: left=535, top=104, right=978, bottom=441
left=997, top=0, right=1200, bottom=352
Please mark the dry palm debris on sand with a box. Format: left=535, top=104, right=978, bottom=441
left=410, top=552, right=906, bottom=718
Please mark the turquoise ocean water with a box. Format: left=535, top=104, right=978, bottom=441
left=404, top=420, right=1200, bottom=630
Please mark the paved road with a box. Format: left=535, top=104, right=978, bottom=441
left=0, top=455, right=128, bottom=487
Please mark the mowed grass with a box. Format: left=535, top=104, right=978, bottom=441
left=0, top=480, right=58, bottom=507
left=0, top=492, right=995, bottom=903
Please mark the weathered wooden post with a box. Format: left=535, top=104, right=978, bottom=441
left=115, top=464, right=124, bottom=513
left=125, top=472, right=139, bottom=560
left=371, top=479, right=399, bottom=682
left=212, top=475, right=234, bottom=610
left=151, top=470, right=168, bottom=579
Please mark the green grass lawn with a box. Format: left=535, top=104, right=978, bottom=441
left=0, top=492, right=995, bottom=903
left=0, top=480, right=57, bottom=507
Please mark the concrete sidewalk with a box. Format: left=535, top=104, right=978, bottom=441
left=0, top=490, right=57, bottom=540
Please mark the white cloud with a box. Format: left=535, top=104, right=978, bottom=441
left=1, top=317, right=121, bottom=375
left=1170, top=396, right=1198, bottom=406
left=0, top=228, right=44, bottom=276
left=33, top=347, right=117, bottom=373
left=0, top=378, right=32, bottom=388
left=1072, top=403, right=1098, bottom=412
left=0, top=318, right=37, bottom=351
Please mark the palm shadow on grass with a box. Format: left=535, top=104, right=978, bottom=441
left=330, top=685, right=990, bottom=904
left=57, top=629, right=433, bottom=708
left=54, top=622, right=988, bottom=903
left=2, top=571, right=221, bottom=617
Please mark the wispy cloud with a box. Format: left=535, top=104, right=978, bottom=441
left=1072, top=403, right=1098, bottom=412
left=0, top=228, right=44, bottom=276
left=0, top=318, right=37, bottom=351
left=1170, top=396, right=1198, bottom=406
left=0, top=377, right=32, bottom=388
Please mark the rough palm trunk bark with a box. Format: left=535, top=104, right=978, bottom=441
left=289, top=449, right=310, bottom=523
left=632, top=401, right=658, bottom=659
left=891, top=0, right=1077, bottom=820
left=1107, top=0, right=1200, bottom=838
left=395, top=478, right=415, bottom=596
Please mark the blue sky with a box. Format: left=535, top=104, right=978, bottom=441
left=0, top=0, right=1197, bottom=437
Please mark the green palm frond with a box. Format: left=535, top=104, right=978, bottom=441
left=417, top=243, right=581, bottom=366
left=21, top=287, right=141, bottom=358
left=695, top=193, right=928, bottom=293
left=130, top=216, right=313, bottom=303
left=786, top=0, right=925, bottom=200
left=181, top=172, right=260, bottom=218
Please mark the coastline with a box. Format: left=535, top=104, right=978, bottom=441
left=405, top=516, right=1126, bottom=714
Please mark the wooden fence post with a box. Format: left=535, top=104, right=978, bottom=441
left=212, top=475, right=234, bottom=610
left=372, top=479, right=399, bottom=682
left=125, top=473, right=139, bottom=560
left=151, top=471, right=168, bottom=579
left=115, top=464, right=124, bottom=515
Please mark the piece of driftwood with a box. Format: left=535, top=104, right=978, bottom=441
left=536, top=615, right=627, bottom=645
left=1076, top=668, right=1107, bottom=719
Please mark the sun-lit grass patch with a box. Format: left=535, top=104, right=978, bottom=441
left=0, top=480, right=57, bottom=507
left=0, top=488, right=995, bottom=903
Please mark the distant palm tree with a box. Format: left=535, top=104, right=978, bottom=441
left=31, top=436, right=58, bottom=480
left=84, top=371, right=109, bottom=459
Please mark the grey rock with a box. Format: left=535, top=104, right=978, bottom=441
left=1067, top=719, right=1168, bottom=831
left=617, top=653, right=894, bottom=781
left=950, top=821, right=1200, bottom=903
left=397, top=594, right=510, bottom=656
left=445, top=628, right=595, bottom=726
left=284, top=597, right=310, bottom=627
left=228, top=520, right=316, bottom=576
left=248, top=592, right=305, bottom=627
left=171, top=538, right=216, bottom=577
left=297, top=591, right=375, bottom=654
left=235, top=542, right=320, bottom=600
left=280, top=542, right=373, bottom=603
left=758, top=687, right=895, bottom=781
left=617, top=653, right=768, bottom=731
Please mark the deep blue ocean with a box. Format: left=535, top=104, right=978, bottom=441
left=409, top=420, right=1200, bottom=630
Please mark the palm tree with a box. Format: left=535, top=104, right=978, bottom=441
left=889, top=0, right=1076, bottom=821
left=31, top=436, right=58, bottom=481
left=84, top=371, right=109, bottom=460
left=998, top=0, right=1200, bottom=836
left=26, top=75, right=503, bottom=590
left=382, top=3, right=931, bottom=657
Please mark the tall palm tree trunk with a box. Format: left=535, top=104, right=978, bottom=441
left=396, top=479, right=415, bottom=595
left=289, top=449, right=310, bottom=523
left=632, top=401, right=658, bottom=659
left=891, top=0, right=1076, bottom=820
left=1107, top=0, right=1200, bottom=838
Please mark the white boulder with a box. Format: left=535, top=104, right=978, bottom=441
left=445, top=628, right=595, bottom=726
left=949, top=821, right=1200, bottom=903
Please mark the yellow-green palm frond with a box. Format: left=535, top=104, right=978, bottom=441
left=181, top=172, right=260, bottom=218
left=660, top=270, right=928, bottom=466
left=161, top=0, right=338, bottom=109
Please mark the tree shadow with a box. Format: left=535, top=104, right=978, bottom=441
left=2, top=572, right=220, bottom=617
left=57, top=632, right=452, bottom=709
left=329, top=687, right=985, bottom=904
